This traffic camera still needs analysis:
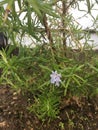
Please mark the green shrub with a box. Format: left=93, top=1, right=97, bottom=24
left=0, top=0, right=98, bottom=122
left=0, top=44, right=98, bottom=121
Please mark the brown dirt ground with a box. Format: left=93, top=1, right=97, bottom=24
left=0, top=85, right=98, bottom=130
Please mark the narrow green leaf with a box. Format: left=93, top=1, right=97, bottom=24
left=17, top=0, right=22, bottom=10
left=39, top=65, right=52, bottom=72
left=86, top=0, right=91, bottom=13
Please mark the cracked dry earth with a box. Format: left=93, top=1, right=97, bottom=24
left=0, top=85, right=98, bottom=130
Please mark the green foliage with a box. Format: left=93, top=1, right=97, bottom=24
left=0, top=44, right=97, bottom=121
left=0, top=0, right=58, bottom=43
left=0, top=46, right=33, bottom=90
left=29, top=89, right=61, bottom=120
left=0, top=0, right=98, bottom=121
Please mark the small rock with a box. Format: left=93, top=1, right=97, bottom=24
left=13, top=96, right=18, bottom=100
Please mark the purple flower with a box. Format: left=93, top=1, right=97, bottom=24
left=50, top=71, right=61, bottom=86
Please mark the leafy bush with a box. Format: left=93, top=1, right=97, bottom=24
left=0, top=44, right=98, bottom=121
left=0, top=0, right=98, bottom=121
left=29, top=89, right=61, bottom=120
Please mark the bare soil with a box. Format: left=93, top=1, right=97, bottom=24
left=0, top=85, right=98, bottom=130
